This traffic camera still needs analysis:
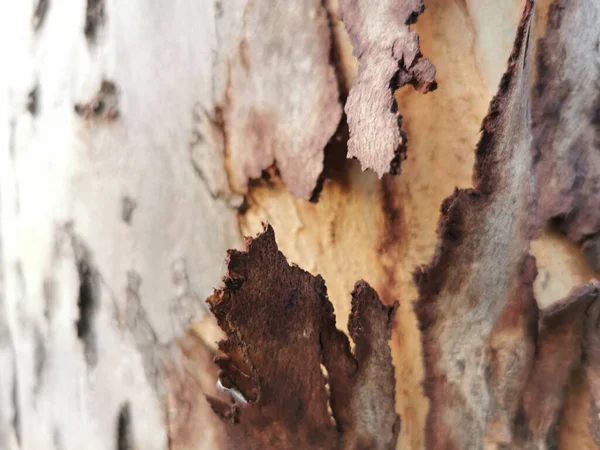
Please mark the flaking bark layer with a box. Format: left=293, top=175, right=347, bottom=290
left=218, top=0, right=342, bottom=200
left=532, top=0, right=600, bottom=270
left=339, top=0, right=436, bottom=177
left=414, top=2, right=537, bottom=447
left=206, top=225, right=399, bottom=449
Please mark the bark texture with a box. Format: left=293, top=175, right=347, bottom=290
left=3, top=0, right=600, bottom=449
left=414, top=2, right=537, bottom=446
left=215, top=0, right=342, bottom=200
left=519, top=283, right=600, bottom=448
left=339, top=0, right=436, bottom=176
left=204, top=225, right=399, bottom=449
left=532, top=0, right=600, bottom=270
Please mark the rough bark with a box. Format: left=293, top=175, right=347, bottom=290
left=4, top=0, right=600, bottom=449
left=414, top=2, right=537, bottom=447
left=204, top=225, right=399, bottom=449
left=238, top=0, right=599, bottom=448
left=532, top=0, right=600, bottom=270
left=518, top=282, right=600, bottom=449
left=339, top=0, right=436, bottom=176
left=214, top=0, right=342, bottom=200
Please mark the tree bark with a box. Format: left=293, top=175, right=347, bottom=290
left=2, top=0, right=599, bottom=449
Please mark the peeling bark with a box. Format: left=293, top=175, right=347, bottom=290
left=414, top=2, right=537, bottom=447
left=518, top=282, right=600, bottom=448
left=5, top=0, right=600, bottom=448
left=215, top=0, right=342, bottom=200
left=532, top=0, right=600, bottom=270
left=339, top=0, right=436, bottom=176
left=206, top=225, right=399, bottom=449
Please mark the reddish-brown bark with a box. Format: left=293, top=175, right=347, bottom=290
left=206, top=225, right=399, bottom=449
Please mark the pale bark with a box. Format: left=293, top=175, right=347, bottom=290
left=2, top=1, right=240, bottom=449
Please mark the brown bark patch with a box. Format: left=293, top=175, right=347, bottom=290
left=206, top=224, right=399, bottom=449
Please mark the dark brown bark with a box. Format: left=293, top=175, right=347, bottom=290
left=205, top=225, right=399, bottom=449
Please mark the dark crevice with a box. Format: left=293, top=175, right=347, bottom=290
left=116, top=402, right=133, bottom=450
left=76, top=254, right=99, bottom=367
left=323, top=0, right=349, bottom=101
left=12, top=360, right=21, bottom=447
left=310, top=117, right=350, bottom=202
left=237, top=197, right=250, bottom=215
left=84, top=0, right=105, bottom=44
left=309, top=2, right=351, bottom=203
left=27, top=85, right=39, bottom=116
left=121, top=196, right=137, bottom=224
left=405, top=4, right=424, bottom=26
left=32, top=0, right=49, bottom=31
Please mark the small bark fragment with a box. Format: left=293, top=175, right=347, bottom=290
left=206, top=225, right=399, bottom=449
left=218, top=1, right=342, bottom=200
left=532, top=0, right=600, bottom=270
left=414, top=2, right=536, bottom=448
left=339, top=0, right=436, bottom=177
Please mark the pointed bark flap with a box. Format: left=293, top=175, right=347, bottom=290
left=219, top=0, right=342, bottom=200
left=414, top=2, right=536, bottom=448
left=206, top=225, right=399, bottom=449
left=532, top=0, right=600, bottom=269
left=339, top=0, right=436, bottom=177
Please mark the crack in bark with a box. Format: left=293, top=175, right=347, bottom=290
left=125, top=270, right=164, bottom=392
left=116, top=402, right=133, bottom=450
left=84, top=0, right=105, bottom=45
left=32, top=0, right=49, bottom=32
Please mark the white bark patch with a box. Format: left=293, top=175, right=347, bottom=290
left=2, top=0, right=242, bottom=448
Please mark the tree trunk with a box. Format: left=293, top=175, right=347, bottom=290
left=2, top=0, right=598, bottom=449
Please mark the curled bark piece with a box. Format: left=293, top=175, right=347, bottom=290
left=532, top=0, right=600, bottom=270
left=414, top=2, right=536, bottom=448
left=339, top=0, right=436, bottom=176
left=218, top=0, right=342, bottom=200
left=206, top=225, right=399, bottom=449
left=518, top=282, right=600, bottom=449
